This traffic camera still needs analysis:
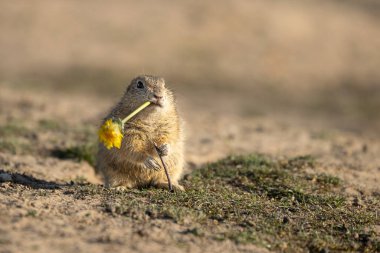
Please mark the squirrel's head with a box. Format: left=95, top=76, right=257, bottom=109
left=123, top=75, right=172, bottom=109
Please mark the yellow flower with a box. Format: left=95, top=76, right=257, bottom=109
left=98, top=119, right=124, bottom=149
left=98, top=101, right=151, bottom=150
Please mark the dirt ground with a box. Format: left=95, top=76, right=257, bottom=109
left=0, top=1, right=380, bottom=253
left=1, top=82, right=379, bottom=253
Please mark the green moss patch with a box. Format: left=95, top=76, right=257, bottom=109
left=73, top=154, right=379, bottom=252
left=51, top=143, right=97, bottom=166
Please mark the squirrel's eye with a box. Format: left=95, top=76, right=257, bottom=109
left=137, top=80, right=145, bottom=89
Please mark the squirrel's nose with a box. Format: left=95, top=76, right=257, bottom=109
left=154, top=94, right=163, bottom=99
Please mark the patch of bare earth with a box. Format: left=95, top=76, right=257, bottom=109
left=0, top=84, right=379, bottom=253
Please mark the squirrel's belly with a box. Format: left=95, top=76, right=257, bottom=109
left=114, top=160, right=159, bottom=185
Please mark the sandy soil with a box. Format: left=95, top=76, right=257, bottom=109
left=0, top=83, right=379, bottom=253
left=0, top=1, right=379, bottom=252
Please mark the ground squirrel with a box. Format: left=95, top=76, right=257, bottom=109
left=96, top=75, right=185, bottom=191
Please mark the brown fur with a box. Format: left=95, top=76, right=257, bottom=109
left=96, top=75, right=185, bottom=190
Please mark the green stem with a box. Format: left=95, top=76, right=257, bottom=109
left=122, top=101, right=151, bottom=124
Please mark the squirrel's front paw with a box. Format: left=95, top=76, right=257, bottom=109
left=156, top=143, right=170, bottom=157
left=144, top=157, right=161, bottom=171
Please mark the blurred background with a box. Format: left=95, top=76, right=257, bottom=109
left=1, top=0, right=379, bottom=136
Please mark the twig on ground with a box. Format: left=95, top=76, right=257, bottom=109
left=154, top=144, right=173, bottom=192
